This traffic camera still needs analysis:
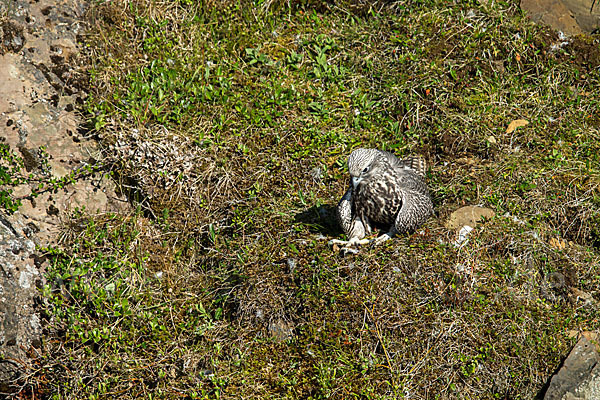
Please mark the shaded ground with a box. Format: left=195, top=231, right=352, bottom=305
left=1, top=0, right=600, bottom=399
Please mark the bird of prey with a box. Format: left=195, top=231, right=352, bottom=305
left=331, top=148, right=433, bottom=251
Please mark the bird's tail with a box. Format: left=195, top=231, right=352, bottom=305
left=401, top=156, right=427, bottom=177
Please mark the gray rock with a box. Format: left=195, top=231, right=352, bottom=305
left=521, top=0, right=583, bottom=36
left=0, top=215, right=41, bottom=393
left=566, top=0, right=600, bottom=33
left=545, top=335, right=600, bottom=400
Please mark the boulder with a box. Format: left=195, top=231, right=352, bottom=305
left=521, top=0, right=600, bottom=35
left=545, top=335, right=600, bottom=400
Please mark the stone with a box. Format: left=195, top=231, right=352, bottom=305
left=521, top=0, right=583, bottom=36
left=521, top=0, right=600, bottom=35
left=446, top=206, right=496, bottom=230
left=545, top=335, right=600, bottom=399
left=564, top=0, right=600, bottom=33
left=582, top=332, right=599, bottom=350
left=0, top=0, right=129, bottom=392
left=0, top=215, right=42, bottom=393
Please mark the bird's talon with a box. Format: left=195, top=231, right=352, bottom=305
left=329, top=238, right=370, bottom=248
left=370, top=234, right=392, bottom=247
left=329, top=239, right=353, bottom=247
left=341, top=247, right=360, bottom=256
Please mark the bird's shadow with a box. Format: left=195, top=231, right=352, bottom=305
left=294, top=204, right=343, bottom=237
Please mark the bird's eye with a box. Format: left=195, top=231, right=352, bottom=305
left=362, top=167, right=369, bottom=174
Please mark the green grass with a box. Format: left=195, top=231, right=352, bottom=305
left=22, top=0, right=600, bottom=398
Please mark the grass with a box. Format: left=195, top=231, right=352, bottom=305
left=12, top=0, right=600, bottom=398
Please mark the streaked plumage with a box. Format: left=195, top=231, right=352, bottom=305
left=335, top=148, right=433, bottom=247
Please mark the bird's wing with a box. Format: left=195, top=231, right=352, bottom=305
left=393, top=175, right=434, bottom=233
left=336, top=183, right=354, bottom=234
left=380, top=151, right=427, bottom=178
left=336, top=182, right=366, bottom=239
left=399, top=156, right=427, bottom=178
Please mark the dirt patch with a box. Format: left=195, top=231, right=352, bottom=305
left=562, top=36, right=600, bottom=72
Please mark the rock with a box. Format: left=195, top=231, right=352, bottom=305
left=50, top=38, right=77, bottom=59
left=0, top=215, right=42, bottom=393
left=0, top=0, right=129, bottom=392
left=545, top=335, right=600, bottom=399
left=521, top=0, right=600, bottom=35
left=581, top=332, right=599, bottom=350
left=563, top=0, right=600, bottom=33
left=446, top=206, right=496, bottom=230
left=521, top=0, right=583, bottom=36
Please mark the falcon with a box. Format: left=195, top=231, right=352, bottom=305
left=331, top=148, right=433, bottom=251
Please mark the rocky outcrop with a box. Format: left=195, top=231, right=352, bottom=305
left=521, top=0, right=600, bottom=35
left=545, top=335, right=600, bottom=400
left=0, top=0, right=127, bottom=392
left=0, top=215, right=41, bottom=393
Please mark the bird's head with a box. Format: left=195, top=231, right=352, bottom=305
left=347, top=148, right=380, bottom=189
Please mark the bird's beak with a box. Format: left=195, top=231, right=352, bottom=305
left=352, top=176, right=361, bottom=188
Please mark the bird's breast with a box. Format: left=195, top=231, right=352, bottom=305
left=356, top=175, right=403, bottom=225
